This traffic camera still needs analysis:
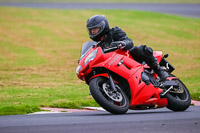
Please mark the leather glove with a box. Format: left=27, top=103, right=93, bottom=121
left=110, top=41, right=126, bottom=49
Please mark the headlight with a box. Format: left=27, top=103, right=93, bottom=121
left=76, top=65, right=82, bottom=75
left=84, top=48, right=98, bottom=66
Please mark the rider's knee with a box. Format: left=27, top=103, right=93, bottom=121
left=130, top=45, right=145, bottom=55
left=144, top=46, right=153, bottom=56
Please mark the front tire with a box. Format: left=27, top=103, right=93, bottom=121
left=89, top=77, right=129, bottom=114
left=164, top=74, right=191, bottom=111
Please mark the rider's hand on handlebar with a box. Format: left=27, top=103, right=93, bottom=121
left=110, top=41, right=126, bottom=49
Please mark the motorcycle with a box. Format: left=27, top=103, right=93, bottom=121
left=76, top=41, right=191, bottom=114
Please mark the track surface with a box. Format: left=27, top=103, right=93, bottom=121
left=0, top=3, right=200, bottom=18
left=0, top=106, right=200, bottom=133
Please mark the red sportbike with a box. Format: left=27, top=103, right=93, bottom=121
left=76, top=41, right=191, bottom=114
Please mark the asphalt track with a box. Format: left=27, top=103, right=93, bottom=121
left=0, top=3, right=200, bottom=18
left=0, top=106, right=200, bottom=133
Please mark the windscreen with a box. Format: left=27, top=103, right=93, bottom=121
left=80, top=41, right=96, bottom=59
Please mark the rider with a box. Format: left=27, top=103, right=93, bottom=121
left=86, top=15, right=168, bottom=81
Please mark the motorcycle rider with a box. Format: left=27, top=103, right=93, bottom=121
left=86, top=15, right=168, bottom=81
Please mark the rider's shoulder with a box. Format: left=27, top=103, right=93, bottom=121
left=111, top=26, right=126, bottom=35
left=111, top=26, right=123, bottom=32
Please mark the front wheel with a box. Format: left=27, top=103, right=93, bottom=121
left=164, top=74, right=191, bottom=111
left=89, top=77, right=129, bottom=114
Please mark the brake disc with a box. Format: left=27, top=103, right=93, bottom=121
left=102, top=83, right=123, bottom=102
left=169, top=81, right=184, bottom=94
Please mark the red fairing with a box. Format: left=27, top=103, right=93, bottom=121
left=76, top=45, right=168, bottom=110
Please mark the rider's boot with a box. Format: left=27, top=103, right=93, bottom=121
left=146, top=53, right=168, bottom=82
left=152, top=62, right=168, bottom=82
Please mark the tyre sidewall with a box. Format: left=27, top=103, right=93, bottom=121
left=165, top=79, right=191, bottom=111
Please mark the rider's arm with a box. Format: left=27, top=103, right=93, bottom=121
left=112, top=27, right=134, bottom=50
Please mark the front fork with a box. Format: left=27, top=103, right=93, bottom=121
left=108, top=71, right=118, bottom=92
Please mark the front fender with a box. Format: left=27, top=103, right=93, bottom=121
left=89, top=73, right=109, bottom=82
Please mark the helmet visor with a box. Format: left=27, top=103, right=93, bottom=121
left=88, top=27, right=101, bottom=35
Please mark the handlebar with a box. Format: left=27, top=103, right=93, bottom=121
left=96, top=41, right=124, bottom=53
left=104, top=46, right=119, bottom=53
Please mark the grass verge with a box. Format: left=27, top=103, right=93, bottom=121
left=0, top=7, right=199, bottom=115
left=0, top=105, right=41, bottom=115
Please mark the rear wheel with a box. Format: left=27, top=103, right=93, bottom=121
left=89, top=77, right=129, bottom=114
left=164, top=74, right=191, bottom=111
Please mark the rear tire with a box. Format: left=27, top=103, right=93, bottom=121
left=164, top=74, right=191, bottom=111
left=89, top=77, right=129, bottom=114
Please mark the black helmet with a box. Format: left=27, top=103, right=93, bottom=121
left=86, top=15, right=110, bottom=41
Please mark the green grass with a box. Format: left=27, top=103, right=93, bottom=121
left=0, top=7, right=199, bottom=115
left=1, top=0, right=200, bottom=3
left=0, top=105, right=41, bottom=115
